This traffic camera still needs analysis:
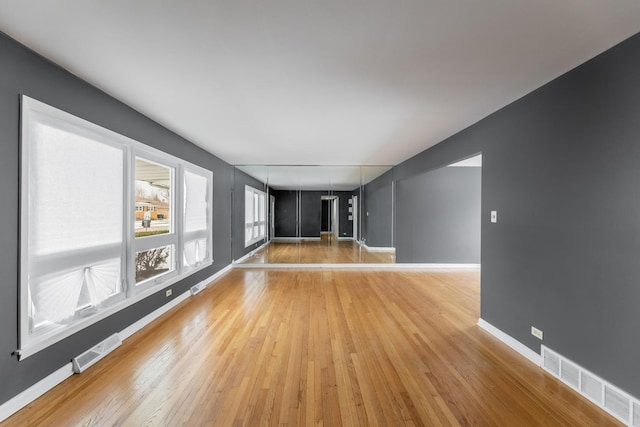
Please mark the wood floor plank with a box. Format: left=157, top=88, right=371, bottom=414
left=1, top=268, right=622, bottom=426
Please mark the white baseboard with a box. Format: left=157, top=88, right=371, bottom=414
left=0, top=264, right=234, bottom=423
left=0, top=363, right=74, bottom=423
left=477, top=318, right=541, bottom=366
left=395, top=263, right=480, bottom=269
left=362, top=244, right=396, bottom=252
left=270, top=237, right=322, bottom=242
left=337, top=237, right=354, bottom=241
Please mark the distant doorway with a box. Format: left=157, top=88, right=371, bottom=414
left=269, top=195, right=275, bottom=240
left=321, top=195, right=339, bottom=241
left=352, top=195, right=358, bottom=243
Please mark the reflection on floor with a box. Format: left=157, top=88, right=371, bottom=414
left=240, top=234, right=395, bottom=264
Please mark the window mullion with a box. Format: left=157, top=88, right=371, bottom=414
left=124, top=146, right=135, bottom=296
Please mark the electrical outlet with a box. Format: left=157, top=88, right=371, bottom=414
left=166, top=289, right=172, bottom=297
left=531, top=326, right=543, bottom=340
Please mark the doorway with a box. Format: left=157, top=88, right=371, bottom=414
left=321, top=195, right=339, bottom=241
left=352, top=195, right=358, bottom=243
left=269, top=195, right=275, bottom=241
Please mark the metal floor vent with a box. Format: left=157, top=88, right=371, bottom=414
left=541, top=346, right=639, bottom=426
left=191, top=283, right=206, bottom=295
left=72, top=333, right=122, bottom=374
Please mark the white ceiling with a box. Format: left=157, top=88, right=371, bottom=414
left=1, top=1, right=639, bottom=169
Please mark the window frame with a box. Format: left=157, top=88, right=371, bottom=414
left=131, top=153, right=179, bottom=293
left=19, top=96, right=214, bottom=359
left=244, top=185, right=266, bottom=247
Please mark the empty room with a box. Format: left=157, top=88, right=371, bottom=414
left=1, top=2, right=640, bottom=426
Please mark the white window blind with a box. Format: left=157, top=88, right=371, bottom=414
left=183, top=169, right=212, bottom=268
left=27, top=120, right=125, bottom=328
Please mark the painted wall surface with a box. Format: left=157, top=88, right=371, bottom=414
left=273, top=190, right=297, bottom=237
left=232, top=169, right=268, bottom=261
left=394, top=33, right=640, bottom=396
left=362, top=170, right=393, bottom=248
left=272, top=190, right=354, bottom=239
left=0, top=34, right=233, bottom=406
left=300, top=191, right=323, bottom=237
left=396, top=166, right=481, bottom=263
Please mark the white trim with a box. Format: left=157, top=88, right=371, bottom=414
left=338, top=237, right=354, bottom=241
left=0, top=363, right=74, bottom=423
left=477, top=318, right=542, bottom=366
left=1, top=264, right=234, bottom=423
left=362, top=244, right=396, bottom=252
left=270, top=237, right=322, bottom=242
left=233, top=242, right=268, bottom=264
left=395, top=263, right=480, bottom=269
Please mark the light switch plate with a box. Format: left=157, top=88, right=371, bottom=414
left=491, top=211, right=497, bottom=223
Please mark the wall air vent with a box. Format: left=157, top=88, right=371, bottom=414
left=71, top=333, right=122, bottom=374
left=541, top=346, right=638, bottom=426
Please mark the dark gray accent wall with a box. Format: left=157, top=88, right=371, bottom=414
left=0, top=33, right=233, bottom=406
left=300, top=191, right=322, bottom=237
left=395, top=166, right=481, bottom=263
left=273, top=190, right=297, bottom=237
left=394, top=33, right=640, bottom=396
left=362, top=170, right=393, bottom=248
left=232, top=169, right=267, bottom=261
left=273, top=190, right=351, bottom=239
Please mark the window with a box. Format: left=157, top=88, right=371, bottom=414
left=134, top=158, right=176, bottom=288
left=20, top=96, right=213, bottom=358
left=183, top=169, right=211, bottom=268
left=245, top=185, right=266, bottom=246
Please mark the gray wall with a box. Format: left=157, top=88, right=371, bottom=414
left=362, top=170, right=394, bottom=248
left=300, top=191, right=323, bottom=237
left=232, top=169, right=268, bottom=261
left=273, top=190, right=297, bottom=237
left=272, top=190, right=354, bottom=239
left=0, top=33, right=233, bottom=406
left=396, top=166, right=481, bottom=263
left=394, top=32, right=640, bottom=396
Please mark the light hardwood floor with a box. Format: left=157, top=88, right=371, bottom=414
left=240, top=236, right=395, bottom=264
left=2, top=268, right=620, bottom=426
